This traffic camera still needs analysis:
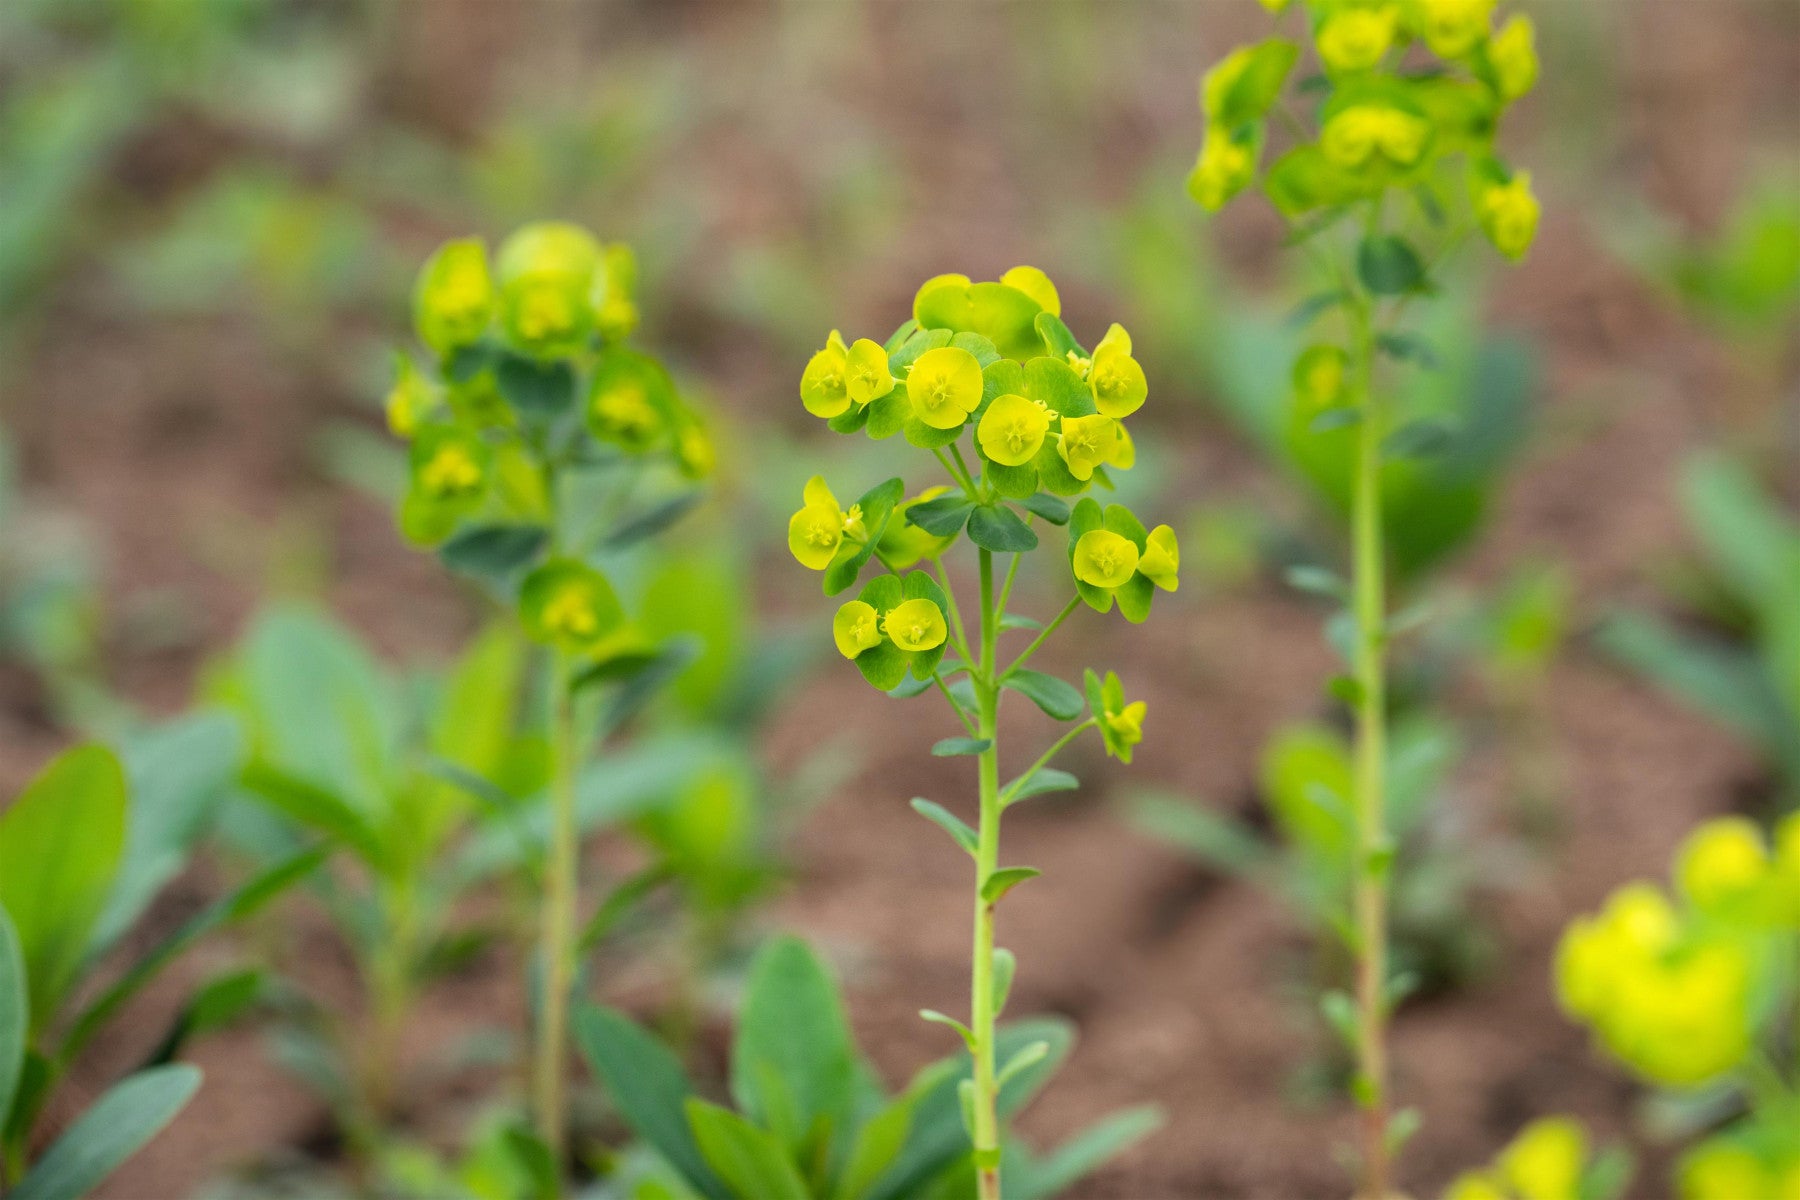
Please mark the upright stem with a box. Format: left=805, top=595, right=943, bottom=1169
left=1349, top=293, right=1392, bottom=1199
left=534, top=650, right=578, bottom=1169
left=970, top=548, right=1003, bottom=1200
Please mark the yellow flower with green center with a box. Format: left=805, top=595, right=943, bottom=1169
left=1057, top=414, right=1119, bottom=482
left=386, top=354, right=438, bottom=438
left=414, top=238, right=495, bottom=354
left=846, top=338, right=895, bottom=405
left=589, top=379, right=662, bottom=450
left=1411, top=0, right=1495, bottom=59
left=506, top=277, right=588, bottom=354
left=998, top=265, right=1060, bottom=316
left=1676, top=818, right=1770, bottom=916
left=787, top=476, right=862, bottom=571
left=1138, top=525, right=1180, bottom=592
left=1188, top=127, right=1257, bottom=212
left=882, top=598, right=947, bottom=653
left=1478, top=171, right=1540, bottom=261
left=833, top=600, right=884, bottom=659
left=801, top=331, right=851, bottom=418
left=1488, top=14, right=1538, bottom=101
left=1321, top=105, right=1431, bottom=171
left=977, top=393, right=1051, bottom=467
left=519, top=559, right=625, bottom=653
left=1073, top=530, right=1140, bottom=589
left=1318, top=6, right=1399, bottom=74
left=906, top=346, right=985, bottom=429
left=1089, top=324, right=1147, bottom=419
left=421, top=445, right=482, bottom=496
left=410, top=427, right=491, bottom=505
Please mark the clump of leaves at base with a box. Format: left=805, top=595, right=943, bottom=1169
left=579, top=936, right=1158, bottom=1200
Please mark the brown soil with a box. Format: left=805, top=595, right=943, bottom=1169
left=2, top=2, right=1795, bottom=1198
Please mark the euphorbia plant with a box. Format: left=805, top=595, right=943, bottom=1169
left=789, top=266, right=1175, bottom=1198
left=390, top=222, right=712, bottom=1169
left=1191, top=0, right=1540, bottom=1193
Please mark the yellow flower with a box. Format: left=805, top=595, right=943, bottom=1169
left=1321, top=105, right=1431, bottom=171
left=1294, top=345, right=1351, bottom=412
left=1677, top=818, right=1769, bottom=915
left=1318, top=6, right=1399, bottom=74
left=413, top=238, right=495, bottom=354
left=882, top=598, right=947, bottom=653
left=788, top=476, right=860, bottom=570
left=1057, top=414, right=1119, bottom=482
left=520, top=559, right=625, bottom=653
left=978, top=393, right=1051, bottom=467
left=1478, top=171, right=1540, bottom=261
left=1411, top=0, right=1494, bottom=59
left=1138, top=525, right=1180, bottom=592
left=833, top=600, right=883, bottom=659
left=906, top=346, right=985, bottom=429
left=386, top=354, right=437, bottom=438
left=421, top=445, right=481, bottom=496
left=675, top=424, right=715, bottom=479
left=1089, top=670, right=1146, bottom=762
left=1089, top=324, right=1147, bottom=418
left=1110, top=423, right=1137, bottom=469
left=1498, top=1117, right=1586, bottom=1200
left=1680, top=1142, right=1770, bottom=1200
left=1073, top=530, right=1140, bottom=589
left=999, top=265, right=1061, bottom=316
left=589, top=378, right=662, bottom=450
left=801, top=331, right=852, bottom=418
left=1489, top=14, right=1539, bottom=101
left=1188, top=128, right=1257, bottom=212
left=845, top=338, right=895, bottom=405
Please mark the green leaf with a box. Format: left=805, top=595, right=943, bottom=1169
left=730, top=937, right=857, bottom=1144
left=1002, top=768, right=1079, bottom=806
left=1126, top=793, right=1270, bottom=876
left=967, top=504, right=1038, bottom=553
left=144, top=968, right=264, bottom=1067
left=1007, top=1106, right=1163, bottom=1200
left=981, top=867, right=1041, bottom=905
left=94, top=713, right=243, bottom=957
left=1284, top=564, right=1347, bottom=601
left=1597, top=612, right=1793, bottom=757
left=440, top=523, right=549, bottom=585
left=919, top=1009, right=976, bottom=1051
left=576, top=1006, right=728, bottom=1200
left=1309, top=407, right=1362, bottom=433
left=825, top=478, right=905, bottom=597
left=1022, top=357, right=1094, bottom=419
left=1002, top=670, right=1084, bottom=720
left=1211, top=37, right=1299, bottom=127
left=931, top=738, right=992, bottom=757
left=594, top=636, right=704, bottom=739
left=995, top=1041, right=1049, bottom=1090
left=1287, top=289, right=1348, bottom=327
left=1357, top=234, right=1428, bottom=295
left=1019, top=493, right=1070, bottom=525
left=999, top=613, right=1042, bottom=632
left=1375, top=331, right=1441, bottom=370
left=1320, top=989, right=1359, bottom=1049
left=864, top=390, right=910, bottom=440
left=1032, top=313, right=1086, bottom=360
left=60, top=846, right=327, bottom=1066
left=910, top=799, right=977, bottom=857
left=0, top=746, right=126, bottom=1030
left=685, top=1099, right=811, bottom=1200
left=905, top=495, right=976, bottom=537
left=833, top=1090, right=915, bottom=1200
left=240, top=763, right=387, bottom=871
left=578, top=864, right=674, bottom=952
left=604, top=491, right=705, bottom=550
left=494, top=353, right=575, bottom=420
left=1383, top=419, right=1456, bottom=460
left=993, top=948, right=1017, bottom=1017
left=11, top=1064, right=200, bottom=1200
left=0, top=910, right=24, bottom=1125
left=985, top=459, right=1039, bottom=501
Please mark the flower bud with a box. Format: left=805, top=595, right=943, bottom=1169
left=413, top=238, right=495, bottom=354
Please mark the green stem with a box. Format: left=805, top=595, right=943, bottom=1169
left=534, top=650, right=578, bottom=1171
left=970, top=549, right=1003, bottom=1200
left=932, top=555, right=975, bottom=667
left=1001, top=595, right=1082, bottom=680
left=934, top=669, right=978, bottom=737
left=1348, top=282, right=1393, bottom=1199
left=949, top=443, right=982, bottom=500
left=995, top=528, right=1030, bottom=622
left=935, top=447, right=980, bottom=498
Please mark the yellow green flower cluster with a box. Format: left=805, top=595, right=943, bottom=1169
left=1555, top=813, right=1800, bottom=1088
left=390, top=223, right=712, bottom=547
left=1678, top=1119, right=1800, bottom=1200
left=832, top=571, right=951, bottom=692
left=1444, top=1117, right=1626, bottom=1200
left=796, top=268, right=1147, bottom=503
left=1190, top=0, right=1541, bottom=263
